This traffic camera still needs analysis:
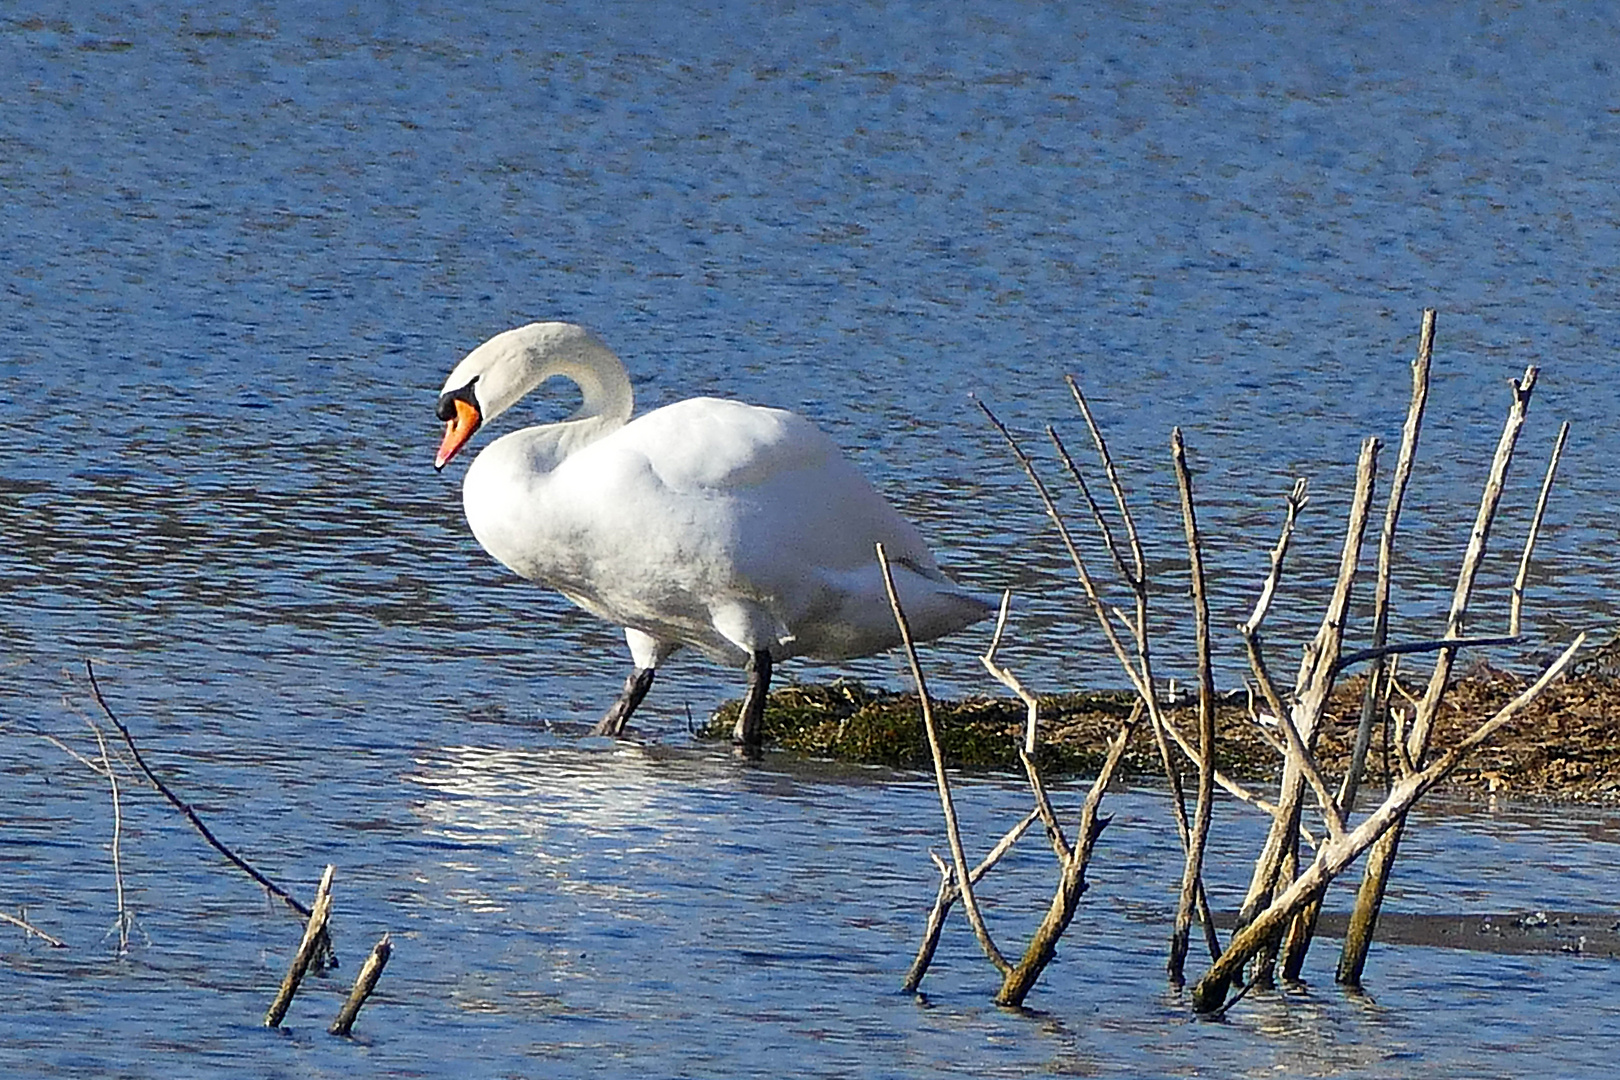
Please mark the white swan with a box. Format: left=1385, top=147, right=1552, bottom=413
left=433, top=322, right=992, bottom=745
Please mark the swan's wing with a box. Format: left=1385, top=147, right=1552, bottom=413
left=615, top=397, right=942, bottom=572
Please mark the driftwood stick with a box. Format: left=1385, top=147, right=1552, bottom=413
left=1339, top=365, right=1539, bottom=987
left=1338, top=309, right=1433, bottom=815
left=329, top=933, right=392, bottom=1037
left=878, top=543, right=1010, bottom=976
left=1169, top=427, right=1219, bottom=975
left=1, top=909, right=67, bottom=948
left=87, top=719, right=132, bottom=954
left=1510, top=420, right=1569, bottom=637
left=1240, top=478, right=1310, bottom=638
left=981, top=590, right=1040, bottom=757
left=1195, top=632, right=1584, bottom=1012
left=83, top=661, right=314, bottom=923
left=903, top=810, right=1039, bottom=992
left=265, top=864, right=336, bottom=1028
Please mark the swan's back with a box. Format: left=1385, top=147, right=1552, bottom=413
left=475, top=395, right=988, bottom=663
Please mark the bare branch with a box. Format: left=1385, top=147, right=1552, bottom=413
left=1049, top=425, right=1137, bottom=589
left=83, top=661, right=318, bottom=925
left=264, top=865, right=336, bottom=1028
left=1169, top=427, right=1220, bottom=974
left=978, top=401, right=1148, bottom=700
left=1510, top=420, right=1569, bottom=637
left=980, top=590, right=1040, bottom=756
left=329, top=933, right=393, bottom=1037
left=1157, top=712, right=1282, bottom=819
left=1240, top=478, right=1310, bottom=637
left=1338, top=309, right=1434, bottom=814
left=87, top=719, right=132, bottom=954
left=1407, top=366, right=1539, bottom=760
left=0, top=909, right=66, bottom=949
left=878, top=543, right=1010, bottom=976
left=1066, top=375, right=1149, bottom=586
left=1018, top=748, right=1074, bottom=863
left=1332, top=634, right=1521, bottom=675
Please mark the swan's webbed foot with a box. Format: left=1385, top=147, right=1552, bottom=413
left=731, top=650, right=772, bottom=748
left=594, top=667, right=655, bottom=737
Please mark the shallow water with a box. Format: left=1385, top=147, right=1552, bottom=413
left=3, top=1, right=1619, bottom=1076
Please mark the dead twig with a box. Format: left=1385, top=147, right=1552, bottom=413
left=329, top=933, right=393, bottom=1037
left=83, top=661, right=314, bottom=922
left=86, top=719, right=133, bottom=955
left=903, top=809, right=1039, bottom=992
left=1509, top=420, right=1569, bottom=637
left=0, top=909, right=67, bottom=949
left=877, top=543, right=1010, bottom=977
left=265, top=865, right=336, bottom=1028
left=981, top=590, right=1040, bottom=757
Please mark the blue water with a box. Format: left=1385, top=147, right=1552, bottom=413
left=3, top=1, right=1619, bottom=1076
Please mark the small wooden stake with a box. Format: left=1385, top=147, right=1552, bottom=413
left=329, top=933, right=392, bottom=1037
left=264, top=865, right=336, bottom=1028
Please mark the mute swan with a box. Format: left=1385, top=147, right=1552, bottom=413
left=433, top=322, right=992, bottom=745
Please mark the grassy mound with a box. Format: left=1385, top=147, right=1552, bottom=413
left=702, top=641, right=1620, bottom=802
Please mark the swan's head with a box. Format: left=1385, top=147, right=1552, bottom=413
left=434, top=321, right=630, bottom=470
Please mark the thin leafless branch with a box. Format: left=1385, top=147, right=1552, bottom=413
left=877, top=543, right=1010, bottom=976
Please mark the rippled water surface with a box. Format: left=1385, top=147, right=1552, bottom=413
left=3, top=1, right=1619, bottom=1076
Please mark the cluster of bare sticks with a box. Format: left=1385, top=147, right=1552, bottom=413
left=885, top=309, right=1581, bottom=1013
left=6, top=661, right=392, bottom=1036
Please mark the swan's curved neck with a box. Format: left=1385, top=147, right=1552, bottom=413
left=450, top=322, right=636, bottom=454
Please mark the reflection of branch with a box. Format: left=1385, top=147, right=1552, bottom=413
left=83, top=661, right=315, bottom=924
left=877, top=544, right=1010, bottom=977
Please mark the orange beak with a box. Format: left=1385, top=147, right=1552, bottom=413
left=434, top=397, right=482, bottom=470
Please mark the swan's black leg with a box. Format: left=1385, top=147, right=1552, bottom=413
left=731, top=649, right=772, bottom=746
left=594, top=667, right=655, bottom=736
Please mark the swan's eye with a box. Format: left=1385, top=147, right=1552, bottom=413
left=436, top=379, right=479, bottom=422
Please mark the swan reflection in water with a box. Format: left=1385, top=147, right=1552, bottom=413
left=406, top=740, right=772, bottom=916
